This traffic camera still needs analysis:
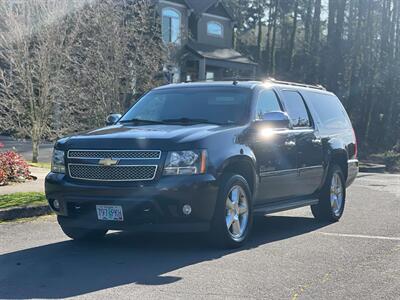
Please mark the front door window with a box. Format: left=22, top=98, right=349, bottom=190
left=255, top=90, right=282, bottom=120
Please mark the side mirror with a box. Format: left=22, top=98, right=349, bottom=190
left=257, top=111, right=291, bottom=129
left=106, top=113, right=122, bottom=126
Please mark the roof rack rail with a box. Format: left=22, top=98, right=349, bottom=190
left=222, top=77, right=260, bottom=82
left=265, top=77, right=327, bottom=91
left=181, top=78, right=260, bottom=84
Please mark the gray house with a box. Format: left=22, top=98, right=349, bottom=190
left=155, top=0, right=257, bottom=82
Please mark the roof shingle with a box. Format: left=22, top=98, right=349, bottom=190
left=185, top=0, right=218, bottom=14
left=185, top=0, right=234, bottom=19
left=187, top=41, right=257, bottom=65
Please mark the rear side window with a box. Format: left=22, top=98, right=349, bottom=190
left=255, top=89, right=282, bottom=120
left=281, top=90, right=311, bottom=127
left=306, top=92, right=350, bottom=130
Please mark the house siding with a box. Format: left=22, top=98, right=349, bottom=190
left=155, top=0, right=256, bottom=82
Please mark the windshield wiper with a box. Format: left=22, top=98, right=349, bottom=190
left=162, top=118, right=223, bottom=125
left=119, top=118, right=165, bottom=125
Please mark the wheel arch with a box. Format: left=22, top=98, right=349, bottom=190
left=329, top=149, right=348, bottom=181
left=219, top=156, right=258, bottom=196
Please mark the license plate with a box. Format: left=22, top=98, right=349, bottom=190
left=96, top=205, right=124, bottom=222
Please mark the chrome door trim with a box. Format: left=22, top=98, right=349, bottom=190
left=261, top=165, right=323, bottom=178
left=260, top=168, right=298, bottom=177
left=298, top=165, right=324, bottom=171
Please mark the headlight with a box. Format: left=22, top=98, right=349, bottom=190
left=51, top=149, right=65, bottom=173
left=163, top=150, right=207, bottom=176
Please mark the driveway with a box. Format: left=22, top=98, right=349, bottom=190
left=0, top=173, right=399, bottom=299
left=0, top=135, right=53, bottom=163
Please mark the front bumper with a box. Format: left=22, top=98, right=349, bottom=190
left=45, top=173, right=219, bottom=232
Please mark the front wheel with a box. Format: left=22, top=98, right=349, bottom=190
left=210, top=173, right=253, bottom=248
left=311, top=165, right=346, bottom=222
left=58, top=216, right=107, bottom=241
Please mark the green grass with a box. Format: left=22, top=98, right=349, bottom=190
left=0, top=192, right=47, bottom=209
left=28, top=161, right=51, bottom=169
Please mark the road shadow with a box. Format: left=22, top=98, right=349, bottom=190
left=0, top=215, right=330, bottom=299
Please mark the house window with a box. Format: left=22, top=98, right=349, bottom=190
left=207, top=21, right=223, bottom=38
left=162, top=8, right=181, bottom=44
left=206, top=72, right=215, bottom=81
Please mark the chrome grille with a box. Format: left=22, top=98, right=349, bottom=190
left=68, top=164, right=157, bottom=181
left=68, top=150, right=161, bottom=160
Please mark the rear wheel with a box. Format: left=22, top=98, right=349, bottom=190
left=210, top=173, right=253, bottom=248
left=58, top=216, right=107, bottom=241
left=311, top=165, right=346, bottom=222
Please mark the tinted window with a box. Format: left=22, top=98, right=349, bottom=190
left=120, top=88, right=252, bottom=125
left=255, top=89, right=281, bottom=120
left=306, top=92, right=350, bottom=129
left=282, top=91, right=311, bottom=127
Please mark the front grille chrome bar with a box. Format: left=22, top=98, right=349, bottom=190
left=67, top=150, right=161, bottom=160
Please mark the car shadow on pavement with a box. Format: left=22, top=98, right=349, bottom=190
left=0, top=215, right=330, bottom=299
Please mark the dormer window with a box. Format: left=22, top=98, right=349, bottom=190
left=162, top=8, right=181, bottom=44
left=207, top=21, right=223, bottom=38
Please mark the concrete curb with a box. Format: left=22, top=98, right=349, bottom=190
left=359, top=163, right=386, bottom=173
left=0, top=205, right=52, bottom=221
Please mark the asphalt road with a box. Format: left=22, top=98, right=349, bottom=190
left=0, top=135, right=53, bottom=163
left=1, top=173, right=399, bottom=299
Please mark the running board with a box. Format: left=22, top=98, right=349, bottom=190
left=253, top=198, right=319, bottom=215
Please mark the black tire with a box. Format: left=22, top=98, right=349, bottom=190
left=210, top=173, right=253, bottom=249
left=311, top=164, right=346, bottom=222
left=57, top=216, right=107, bottom=241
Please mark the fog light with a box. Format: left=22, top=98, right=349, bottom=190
left=53, top=199, right=60, bottom=210
left=182, top=204, right=192, bottom=215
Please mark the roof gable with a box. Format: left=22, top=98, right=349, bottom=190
left=185, top=0, right=216, bottom=13
left=184, top=0, right=234, bottom=20
left=206, top=3, right=232, bottom=19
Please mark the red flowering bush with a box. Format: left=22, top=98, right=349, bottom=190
left=0, top=168, right=5, bottom=185
left=0, top=151, right=31, bottom=186
left=0, top=141, right=4, bottom=185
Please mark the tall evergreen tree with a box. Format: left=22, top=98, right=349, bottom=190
left=223, top=0, right=400, bottom=154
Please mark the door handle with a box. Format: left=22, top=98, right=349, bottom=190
left=284, top=140, right=296, bottom=147
left=312, top=139, right=322, bottom=145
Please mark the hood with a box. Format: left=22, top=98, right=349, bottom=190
left=57, top=124, right=238, bottom=150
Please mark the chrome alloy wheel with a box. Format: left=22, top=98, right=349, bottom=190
left=225, top=185, right=249, bottom=240
left=330, top=172, right=344, bottom=217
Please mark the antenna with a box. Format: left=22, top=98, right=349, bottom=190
left=232, top=75, right=239, bottom=85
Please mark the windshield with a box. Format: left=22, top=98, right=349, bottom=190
left=120, top=87, right=252, bottom=125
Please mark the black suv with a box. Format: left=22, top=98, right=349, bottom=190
left=46, top=80, right=358, bottom=248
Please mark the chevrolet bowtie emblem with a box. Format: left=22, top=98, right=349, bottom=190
left=98, top=158, right=119, bottom=167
